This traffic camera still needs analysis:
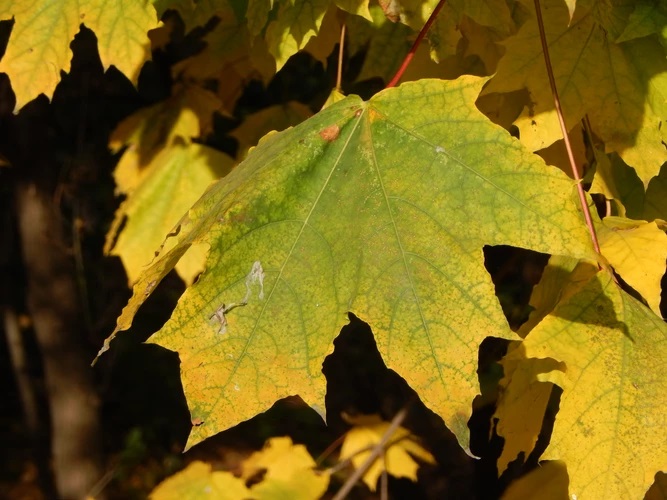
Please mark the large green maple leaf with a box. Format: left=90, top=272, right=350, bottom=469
left=96, top=77, right=595, bottom=451
left=0, top=0, right=159, bottom=110
left=485, top=0, right=667, bottom=185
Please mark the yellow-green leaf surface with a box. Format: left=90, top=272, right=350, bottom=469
left=597, top=216, right=667, bottom=316
left=0, top=0, right=159, bottom=110
left=229, top=102, right=312, bottom=160
left=340, top=414, right=435, bottom=491
left=500, top=460, right=569, bottom=500
left=241, top=437, right=329, bottom=499
left=511, top=263, right=667, bottom=499
left=485, top=0, right=667, bottom=185
left=150, top=461, right=250, bottom=499
left=97, top=77, right=595, bottom=452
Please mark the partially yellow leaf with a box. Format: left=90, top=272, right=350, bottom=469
left=485, top=0, right=667, bottom=184
left=495, top=343, right=559, bottom=474
left=265, top=0, right=330, bottom=70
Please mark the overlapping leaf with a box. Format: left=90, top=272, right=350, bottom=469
left=485, top=0, right=667, bottom=185
left=0, top=0, right=159, bottom=110
left=96, top=77, right=595, bottom=451
left=499, top=261, right=667, bottom=499
left=105, top=103, right=234, bottom=285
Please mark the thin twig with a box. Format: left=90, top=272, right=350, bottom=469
left=386, top=0, right=448, bottom=88
left=336, top=21, right=346, bottom=91
left=533, top=0, right=601, bottom=254
left=332, top=404, right=411, bottom=500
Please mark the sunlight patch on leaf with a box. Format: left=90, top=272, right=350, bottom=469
left=485, top=0, right=667, bottom=185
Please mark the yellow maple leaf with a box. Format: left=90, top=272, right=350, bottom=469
left=0, top=0, right=159, bottom=110
left=242, top=437, right=329, bottom=500
left=150, top=461, right=250, bottom=499
left=597, top=216, right=667, bottom=316
left=339, top=414, right=435, bottom=491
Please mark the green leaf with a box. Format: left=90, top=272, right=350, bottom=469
left=0, top=0, right=159, bottom=110
left=96, top=77, right=595, bottom=452
left=513, top=264, right=667, bottom=499
left=616, top=0, right=667, bottom=42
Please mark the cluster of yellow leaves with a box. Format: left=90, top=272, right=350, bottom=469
left=150, top=421, right=433, bottom=499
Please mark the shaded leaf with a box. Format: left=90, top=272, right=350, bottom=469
left=96, top=77, right=595, bottom=452
left=501, top=460, right=569, bottom=500
left=230, top=102, right=313, bottom=160
left=108, top=140, right=233, bottom=285
left=0, top=0, right=159, bottom=110
left=339, top=414, right=435, bottom=491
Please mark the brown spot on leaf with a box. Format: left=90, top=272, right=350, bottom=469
left=319, top=124, right=340, bottom=142
left=191, top=417, right=204, bottom=426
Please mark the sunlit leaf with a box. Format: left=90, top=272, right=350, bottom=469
left=339, top=414, right=435, bottom=491
left=0, top=0, right=159, bottom=110
left=485, top=0, right=667, bottom=185
left=517, top=263, right=667, bottom=499
left=265, top=0, right=330, bottom=70
left=96, top=77, right=595, bottom=452
left=597, top=216, right=667, bottom=316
